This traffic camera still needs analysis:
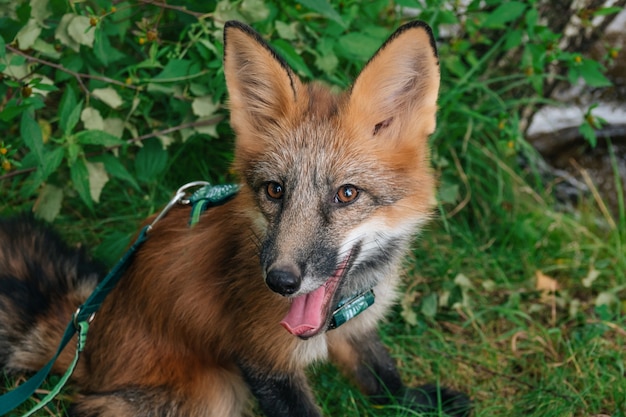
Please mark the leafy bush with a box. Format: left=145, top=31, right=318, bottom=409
left=1, top=0, right=620, bottom=223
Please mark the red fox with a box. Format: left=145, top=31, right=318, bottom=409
left=0, top=21, right=470, bottom=416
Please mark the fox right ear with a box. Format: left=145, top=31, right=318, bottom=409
left=346, top=21, right=440, bottom=147
left=223, top=21, right=303, bottom=144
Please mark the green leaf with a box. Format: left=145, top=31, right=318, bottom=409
left=70, top=158, right=94, bottom=210
left=420, top=293, right=438, bottom=319
left=214, top=0, right=245, bottom=26
left=444, top=56, right=468, bottom=79
left=41, top=146, right=65, bottom=180
left=240, top=0, right=270, bottom=23
left=335, top=33, right=381, bottom=62
left=483, top=2, right=527, bottom=28
left=33, top=184, right=63, bottom=222
left=32, top=82, right=58, bottom=92
left=93, top=153, right=140, bottom=191
left=134, top=138, right=167, bottom=183
left=0, top=101, right=31, bottom=122
left=9, top=54, right=26, bottom=67
left=153, top=59, right=194, bottom=81
left=577, top=59, right=612, bottom=88
left=313, top=38, right=338, bottom=75
left=525, top=7, right=538, bottom=35
left=75, top=130, right=125, bottom=147
left=93, top=27, right=125, bottom=66
left=0, top=35, right=5, bottom=59
left=67, top=141, right=81, bottom=164
left=271, top=39, right=313, bottom=78
left=275, top=21, right=298, bottom=41
left=20, top=110, right=44, bottom=165
left=579, top=122, right=597, bottom=147
left=504, top=29, right=523, bottom=50
left=59, top=87, right=79, bottom=134
left=593, top=6, right=623, bottom=16
left=438, top=181, right=460, bottom=204
left=56, top=54, right=83, bottom=82
left=297, top=0, right=345, bottom=28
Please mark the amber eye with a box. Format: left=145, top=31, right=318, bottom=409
left=335, top=184, right=359, bottom=204
left=266, top=181, right=284, bottom=200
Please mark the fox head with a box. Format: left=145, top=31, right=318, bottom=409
left=224, top=21, right=439, bottom=339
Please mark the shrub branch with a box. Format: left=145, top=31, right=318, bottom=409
left=0, top=116, right=224, bottom=181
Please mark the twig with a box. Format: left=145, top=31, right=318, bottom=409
left=125, top=115, right=223, bottom=144
left=569, top=158, right=617, bottom=230
left=5, top=45, right=140, bottom=94
left=0, top=116, right=225, bottom=181
left=137, top=0, right=210, bottom=19
left=480, top=146, right=546, bottom=206
left=445, top=146, right=472, bottom=219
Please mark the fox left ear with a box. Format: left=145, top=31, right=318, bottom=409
left=346, top=21, right=440, bottom=144
left=223, top=21, right=304, bottom=149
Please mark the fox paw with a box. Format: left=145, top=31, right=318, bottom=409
left=401, top=384, right=471, bottom=417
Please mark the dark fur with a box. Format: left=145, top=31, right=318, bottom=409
left=0, top=217, right=102, bottom=373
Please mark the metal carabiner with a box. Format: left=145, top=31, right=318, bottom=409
left=147, top=181, right=211, bottom=232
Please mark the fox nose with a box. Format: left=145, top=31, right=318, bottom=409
left=266, top=265, right=301, bottom=296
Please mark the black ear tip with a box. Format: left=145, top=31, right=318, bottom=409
left=388, top=20, right=438, bottom=59
left=224, top=20, right=246, bottom=31
left=223, top=21, right=255, bottom=44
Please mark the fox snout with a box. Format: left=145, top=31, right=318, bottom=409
left=265, top=264, right=301, bottom=296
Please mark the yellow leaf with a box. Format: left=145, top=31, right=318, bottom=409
left=86, top=161, right=109, bottom=203
left=535, top=270, right=559, bottom=292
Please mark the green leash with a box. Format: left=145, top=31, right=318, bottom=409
left=0, top=180, right=372, bottom=415
left=0, top=182, right=238, bottom=416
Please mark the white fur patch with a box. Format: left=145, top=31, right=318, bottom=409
left=341, top=216, right=416, bottom=269
left=291, top=333, right=329, bottom=366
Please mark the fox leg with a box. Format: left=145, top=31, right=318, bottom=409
left=239, top=362, right=321, bottom=417
left=328, top=329, right=471, bottom=417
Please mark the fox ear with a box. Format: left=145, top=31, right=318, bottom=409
left=223, top=21, right=303, bottom=141
left=347, top=21, right=440, bottom=143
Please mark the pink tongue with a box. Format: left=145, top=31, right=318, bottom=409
left=280, top=285, right=327, bottom=337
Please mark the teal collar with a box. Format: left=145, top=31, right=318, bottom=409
left=329, top=289, right=375, bottom=330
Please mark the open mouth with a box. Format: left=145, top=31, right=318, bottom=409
left=280, top=248, right=354, bottom=339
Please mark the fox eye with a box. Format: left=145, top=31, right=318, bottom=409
left=266, top=181, right=284, bottom=200
left=335, top=184, right=359, bottom=204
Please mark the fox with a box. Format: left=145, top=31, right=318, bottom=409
left=0, top=20, right=470, bottom=417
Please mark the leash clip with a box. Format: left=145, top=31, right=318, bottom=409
left=72, top=306, right=96, bottom=329
left=148, top=181, right=211, bottom=232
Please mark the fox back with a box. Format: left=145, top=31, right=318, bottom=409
left=0, top=21, right=470, bottom=417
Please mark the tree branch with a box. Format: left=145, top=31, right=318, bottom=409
left=0, top=116, right=225, bottom=181
left=5, top=45, right=140, bottom=94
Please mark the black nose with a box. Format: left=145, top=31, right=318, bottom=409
left=266, top=266, right=301, bottom=295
